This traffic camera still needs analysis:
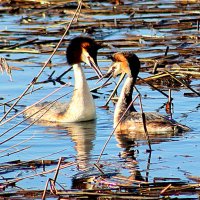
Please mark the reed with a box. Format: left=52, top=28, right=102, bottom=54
left=0, top=0, right=200, bottom=199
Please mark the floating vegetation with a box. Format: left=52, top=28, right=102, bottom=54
left=0, top=0, right=200, bottom=199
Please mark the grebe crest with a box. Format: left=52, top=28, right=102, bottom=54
left=67, top=37, right=100, bottom=65
left=108, top=52, right=140, bottom=79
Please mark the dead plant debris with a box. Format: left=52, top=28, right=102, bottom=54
left=0, top=0, right=200, bottom=199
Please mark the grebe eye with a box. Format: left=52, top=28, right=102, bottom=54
left=107, top=55, right=115, bottom=62
left=112, top=66, right=116, bottom=71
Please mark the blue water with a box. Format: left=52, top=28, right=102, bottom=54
left=0, top=1, right=200, bottom=198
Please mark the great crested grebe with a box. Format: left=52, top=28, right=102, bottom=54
left=105, top=52, right=190, bottom=133
left=24, top=36, right=102, bottom=123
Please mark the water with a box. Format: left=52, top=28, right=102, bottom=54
left=1, top=60, right=199, bottom=190
left=0, top=1, right=200, bottom=198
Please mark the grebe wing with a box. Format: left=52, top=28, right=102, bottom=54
left=126, top=112, right=173, bottom=123
left=34, top=101, right=69, bottom=114
left=24, top=102, right=69, bottom=119
left=123, top=112, right=190, bottom=133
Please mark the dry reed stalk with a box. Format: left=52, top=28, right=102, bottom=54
left=187, top=175, right=200, bottom=182
left=0, top=90, right=73, bottom=145
left=160, top=183, right=172, bottom=194
left=145, top=151, right=152, bottom=182
left=42, top=177, right=67, bottom=199
left=49, top=179, right=57, bottom=195
left=164, top=46, right=169, bottom=56
left=105, top=73, right=126, bottom=106
left=3, top=162, right=76, bottom=186
left=0, top=148, right=68, bottom=171
left=0, top=135, right=34, bottom=154
left=56, top=191, right=107, bottom=198
left=0, top=0, right=83, bottom=123
left=137, top=76, right=169, bottom=99
left=91, top=82, right=112, bottom=93
left=173, top=70, right=200, bottom=77
left=139, top=73, right=172, bottom=82
left=138, top=183, right=200, bottom=196
left=1, top=182, right=200, bottom=199
left=0, top=83, right=68, bottom=130
left=135, top=87, right=152, bottom=151
left=0, top=1, right=200, bottom=197
left=167, top=89, right=173, bottom=115
left=53, top=157, right=62, bottom=184
left=5, top=38, right=38, bottom=50
left=113, top=175, right=147, bottom=184
left=164, top=70, right=200, bottom=96
left=35, top=66, right=73, bottom=85
left=42, top=178, right=50, bottom=200
left=0, top=48, right=40, bottom=54
left=0, top=86, right=42, bottom=107
left=93, top=163, right=105, bottom=175
left=0, top=145, right=31, bottom=158
left=97, top=94, right=140, bottom=163
left=2, top=103, right=18, bottom=113
left=152, top=60, right=159, bottom=74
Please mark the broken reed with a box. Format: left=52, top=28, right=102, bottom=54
left=0, top=1, right=200, bottom=199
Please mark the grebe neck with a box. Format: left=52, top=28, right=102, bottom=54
left=114, top=76, right=136, bottom=125
left=62, top=63, right=96, bottom=122
left=73, top=63, right=89, bottom=91
left=70, top=63, right=94, bottom=108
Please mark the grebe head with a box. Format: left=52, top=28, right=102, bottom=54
left=66, top=36, right=102, bottom=78
left=107, top=52, right=140, bottom=79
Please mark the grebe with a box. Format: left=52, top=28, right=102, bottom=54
left=24, top=36, right=102, bottom=123
left=105, top=52, right=190, bottom=133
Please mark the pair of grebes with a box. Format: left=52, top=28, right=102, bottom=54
left=24, top=36, right=189, bottom=133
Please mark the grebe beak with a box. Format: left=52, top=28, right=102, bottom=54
left=82, top=49, right=103, bottom=78
left=96, top=61, right=117, bottom=88
left=97, top=72, right=113, bottom=88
